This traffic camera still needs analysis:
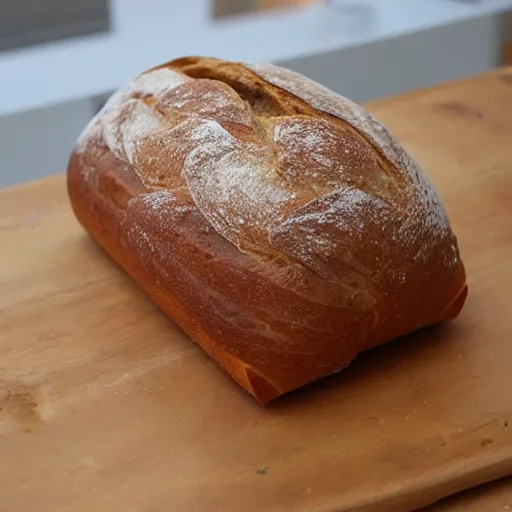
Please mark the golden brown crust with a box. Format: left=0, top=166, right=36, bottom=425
left=67, top=56, right=467, bottom=404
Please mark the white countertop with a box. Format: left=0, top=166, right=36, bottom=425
left=1, top=0, right=512, bottom=117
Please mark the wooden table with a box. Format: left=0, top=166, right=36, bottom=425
left=1, top=69, right=512, bottom=511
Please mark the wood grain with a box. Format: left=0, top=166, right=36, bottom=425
left=421, top=476, right=512, bottom=511
left=1, top=68, right=512, bottom=512
left=504, top=43, right=512, bottom=66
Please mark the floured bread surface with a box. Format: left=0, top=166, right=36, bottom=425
left=76, top=57, right=462, bottom=287
left=69, top=56, right=468, bottom=403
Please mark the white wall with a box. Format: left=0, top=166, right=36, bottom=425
left=0, top=99, right=94, bottom=188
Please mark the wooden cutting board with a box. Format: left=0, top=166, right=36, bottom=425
left=1, top=68, right=512, bottom=512
left=422, top=476, right=512, bottom=511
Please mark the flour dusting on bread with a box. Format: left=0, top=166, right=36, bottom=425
left=270, top=187, right=391, bottom=278
left=74, top=58, right=458, bottom=276
left=273, top=118, right=337, bottom=180
left=76, top=67, right=189, bottom=172
left=138, top=190, right=194, bottom=216
left=247, top=62, right=450, bottom=238
left=184, top=119, right=294, bottom=254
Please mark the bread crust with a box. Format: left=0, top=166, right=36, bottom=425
left=67, top=56, right=467, bottom=404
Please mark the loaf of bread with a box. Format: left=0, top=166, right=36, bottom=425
left=67, top=56, right=467, bottom=404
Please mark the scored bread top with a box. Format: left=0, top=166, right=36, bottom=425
left=76, top=56, right=461, bottom=295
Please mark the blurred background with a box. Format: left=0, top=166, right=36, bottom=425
left=1, top=0, right=512, bottom=188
